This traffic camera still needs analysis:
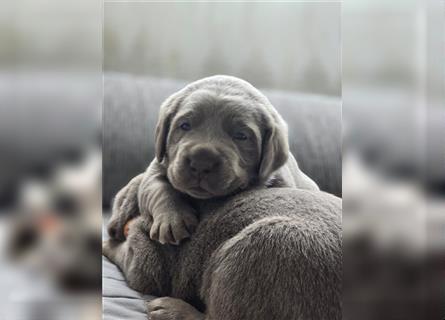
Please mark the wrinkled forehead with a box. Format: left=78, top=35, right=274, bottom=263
left=177, top=89, right=263, bottom=124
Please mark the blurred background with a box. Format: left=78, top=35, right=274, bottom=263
left=343, top=0, right=445, bottom=319
left=0, top=0, right=102, bottom=319
left=104, top=2, right=341, bottom=96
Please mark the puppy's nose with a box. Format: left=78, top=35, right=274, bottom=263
left=187, top=147, right=221, bottom=176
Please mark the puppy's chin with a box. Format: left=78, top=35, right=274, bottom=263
left=168, top=171, right=246, bottom=200
left=182, top=185, right=241, bottom=200
left=184, top=187, right=215, bottom=200
left=170, top=179, right=231, bottom=200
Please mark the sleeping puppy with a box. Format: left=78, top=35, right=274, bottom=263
left=107, top=75, right=318, bottom=244
left=103, top=188, right=342, bottom=320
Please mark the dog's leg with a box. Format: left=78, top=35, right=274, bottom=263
left=146, top=297, right=205, bottom=320
left=102, top=238, right=129, bottom=271
left=104, top=217, right=171, bottom=297
left=107, top=173, right=144, bottom=241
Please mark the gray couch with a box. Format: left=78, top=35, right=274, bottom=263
left=102, top=73, right=341, bottom=320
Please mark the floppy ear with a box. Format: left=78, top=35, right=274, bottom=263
left=258, top=114, right=289, bottom=181
left=155, top=93, right=182, bottom=163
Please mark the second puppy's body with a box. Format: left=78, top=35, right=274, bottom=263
left=103, top=188, right=342, bottom=320
left=108, top=75, right=318, bottom=244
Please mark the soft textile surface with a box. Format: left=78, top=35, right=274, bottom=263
left=103, top=73, right=342, bottom=206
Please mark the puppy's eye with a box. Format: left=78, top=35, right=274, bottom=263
left=233, top=132, right=248, bottom=141
left=180, top=122, right=191, bottom=131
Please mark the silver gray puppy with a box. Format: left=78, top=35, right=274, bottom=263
left=107, top=75, right=319, bottom=245
left=103, top=188, right=342, bottom=320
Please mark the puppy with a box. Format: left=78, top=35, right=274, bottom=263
left=103, top=188, right=342, bottom=320
left=107, top=75, right=319, bottom=244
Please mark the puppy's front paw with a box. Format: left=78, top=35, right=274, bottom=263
left=146, top=297, right=204, bottom=320
left=150, top=210, right=198, bottom=245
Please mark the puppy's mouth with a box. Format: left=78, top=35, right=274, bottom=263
left=168, top=159, right=247, bottom=199
left=174, top=177, right=236, bottom=199
left=183, top=176, right=245, bottom=199
left=186, top=185, right=214, bottom=199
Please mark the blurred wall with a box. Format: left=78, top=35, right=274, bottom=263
left=104, top=2, right=340, bottom=96
left=0, top=0, right=100, bottom=70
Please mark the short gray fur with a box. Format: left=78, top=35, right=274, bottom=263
left=103, top=187, right=342, bottom=320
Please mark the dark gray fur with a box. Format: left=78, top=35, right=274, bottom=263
left=103, top=188, right=342, bottom=320
left=107, top=75, right=319, bottom=245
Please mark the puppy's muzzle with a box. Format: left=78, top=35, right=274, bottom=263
left=186, top=145, right=222, bottom=178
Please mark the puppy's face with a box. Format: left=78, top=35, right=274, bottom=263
left=155, top=76, right=289, bottom=199
left=166, top=91, right=261, bottom=199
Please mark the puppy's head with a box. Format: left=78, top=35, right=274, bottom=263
left=155, top=75, right=289, bottom=199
